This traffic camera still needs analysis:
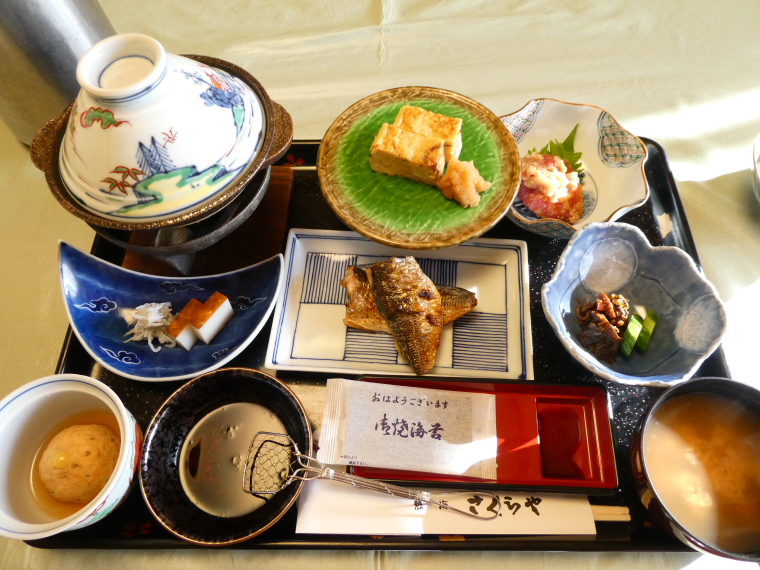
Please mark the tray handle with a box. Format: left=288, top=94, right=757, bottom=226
left=262, top=100, right=294, bottom=167
left=30, top=102, right=72, bottom=172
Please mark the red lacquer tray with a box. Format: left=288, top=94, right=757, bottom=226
left=354, top=378, right=617, bottom=494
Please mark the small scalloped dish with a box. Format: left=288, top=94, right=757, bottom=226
left=501, top=99, right=649, bottom=239
left=542, top=223, right=727, bottom=387
left=58, top=242, right=283, bottom=381
left=318, top=87, right=521, bottom=250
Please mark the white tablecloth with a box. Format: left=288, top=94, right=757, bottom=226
left=1, top=1, right=758, bottom=568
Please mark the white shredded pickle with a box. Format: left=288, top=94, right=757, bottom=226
left=121, top=302, right=176, bottom=352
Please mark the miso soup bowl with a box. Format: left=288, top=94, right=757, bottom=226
left=631, top=377, right=760, bottom=562
left=0, top=374, right=141, bottom=540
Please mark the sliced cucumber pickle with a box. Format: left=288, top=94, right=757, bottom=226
left=635, top=310, right=658, bottom=352
left=621, top=313, right=643, bottom=357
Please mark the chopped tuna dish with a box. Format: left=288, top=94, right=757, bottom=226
left=519, top=153, right=583, bottom=223
left=518, top=124, right=584, bottom=224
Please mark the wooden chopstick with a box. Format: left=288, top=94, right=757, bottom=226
left=591, top=505, right=630, bottom=522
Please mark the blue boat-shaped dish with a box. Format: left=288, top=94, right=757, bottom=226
left=59, top=242, right=283, bottom=381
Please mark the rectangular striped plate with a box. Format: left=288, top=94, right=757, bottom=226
left=265, top=229, right=533, bottom=380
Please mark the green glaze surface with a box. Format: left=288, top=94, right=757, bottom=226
left=334, top=101, right=503, bottom=234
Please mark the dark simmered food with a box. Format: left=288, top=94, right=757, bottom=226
left=576, top=293, right=630, bottom=364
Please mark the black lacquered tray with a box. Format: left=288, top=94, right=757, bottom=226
left=28, top=139, right=729, bottom=551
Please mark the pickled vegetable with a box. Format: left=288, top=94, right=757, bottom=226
left=635, top=310, right=658, bottom=352
left=620, top=313, right=643, bottom=357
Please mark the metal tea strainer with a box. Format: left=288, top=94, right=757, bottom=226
left=242, top=431, right=501, bottom=520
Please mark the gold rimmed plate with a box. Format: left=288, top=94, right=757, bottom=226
left=317, top=87, right=521, bottom=250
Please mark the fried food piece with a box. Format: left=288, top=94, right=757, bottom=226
left=369, top=123, right=445, bottom=185
left=39, top=424, right=119, bottom=503
left=393, top=105, right=463, bottom=163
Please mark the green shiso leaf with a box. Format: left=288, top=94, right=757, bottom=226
left=527, top=124, right=583, bottom=174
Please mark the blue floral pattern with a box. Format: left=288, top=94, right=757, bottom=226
left=212, top=348, right=230, bottom=360
left=101, top=347, right=141, bottom=364
left=160, top=281, right=204, bottom=295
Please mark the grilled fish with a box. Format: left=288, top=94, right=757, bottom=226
left=341, top=265, right=388, bottom=333
left=371, top=257, right=442, bottom=376
left=340, top=264, right=477, bottom=334
left=439, top=283, right=479, bottom=324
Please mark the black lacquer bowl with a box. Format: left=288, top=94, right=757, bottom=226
left=631, top=377, right=760, bottom=562
left=139, top=368, right=312, bottom=545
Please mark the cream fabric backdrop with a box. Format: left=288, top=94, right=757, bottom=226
left=1, top=0, right=758, bottom=568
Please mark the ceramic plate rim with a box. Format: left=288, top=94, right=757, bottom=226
left=500, top=98, right=650, bottom=232
left=541, top=222, right=727, bottom=387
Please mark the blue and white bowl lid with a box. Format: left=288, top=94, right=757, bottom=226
left=59, top=34, right=266, bottom=225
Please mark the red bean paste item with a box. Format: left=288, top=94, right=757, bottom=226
left=576, top=293, right=630, bottom=364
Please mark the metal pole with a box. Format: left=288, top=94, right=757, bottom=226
left=0, top=0, right=115, bottom=144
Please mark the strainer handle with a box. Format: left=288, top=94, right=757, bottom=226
left=318, top=467, right=501, bottom=520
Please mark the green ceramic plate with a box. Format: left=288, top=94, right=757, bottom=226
left=318, top=87, right=520, bottom=249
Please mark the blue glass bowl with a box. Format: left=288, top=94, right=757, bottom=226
left=59, top=242, right=283, bottom=381
left=542, top=223, right=727, bottom=386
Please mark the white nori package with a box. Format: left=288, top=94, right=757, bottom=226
left=316, top=378, right=497, bottom=479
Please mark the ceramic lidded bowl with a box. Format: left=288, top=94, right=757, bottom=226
left=500, top=99, right=649, bottom=238
left=542, top=222, right=727, bottom=386
left=0, top=374, right=141, bottom=540
left=32, top=33, right=293, bottom=230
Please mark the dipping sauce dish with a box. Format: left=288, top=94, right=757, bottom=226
left=139, top=367, right=311, bottom=545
